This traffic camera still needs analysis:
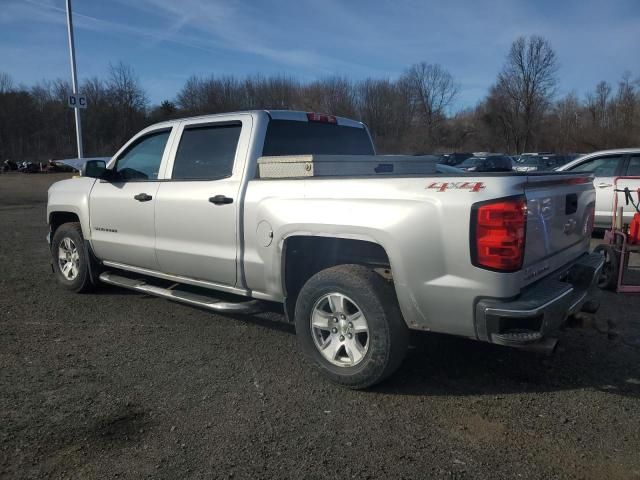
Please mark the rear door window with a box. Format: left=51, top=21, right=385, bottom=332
left=262, top=120, right=374, bottom=156
left=172, top=123, right=241, bottom=180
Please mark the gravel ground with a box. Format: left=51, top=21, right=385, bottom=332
left=1, top=173, right=639, bottom=480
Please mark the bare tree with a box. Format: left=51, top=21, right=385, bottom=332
left=586, top=81, right=611, bottom=129
left=301, top=77, right=357, bottom=118
left=356, top=78, right=414, bottom=153
left=106, top=62, right=148, bottom=145
left=615, top=72, right=637, bottom=132
left=1, top=54, right=638, bottom=163
left=244, top=74, right=300, bottom=110
left=107, top=62, right=148, bottom=111
left=481, top=86, right=515, bottom=152
left=0, top=72, right=14, bottom=94
left=176, top=75, right=206, bottom=113
left=402, top=62, right=458, bottom=145
left=550, top=92, right=581, bottom=152
left=492, top=36, right=558, bottom=152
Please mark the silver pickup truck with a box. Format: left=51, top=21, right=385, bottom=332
left=47, top=110, right=603, bottom=388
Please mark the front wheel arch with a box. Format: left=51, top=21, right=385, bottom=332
left=49, top=211, right=81, bottom=237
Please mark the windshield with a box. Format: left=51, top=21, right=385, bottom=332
left=262, top=119, right=375, bottom=156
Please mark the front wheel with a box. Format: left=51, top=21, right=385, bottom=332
left=294, top=264, right=408, bottom=389
left=51, top=222, right=94, bottom=293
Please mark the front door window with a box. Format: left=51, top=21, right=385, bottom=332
left=115, top=130, right=171, bottom=181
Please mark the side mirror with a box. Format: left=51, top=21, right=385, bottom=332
left=82, top=160, right=108, bottom=179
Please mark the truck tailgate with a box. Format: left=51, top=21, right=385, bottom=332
left=522, top=173, right=595, bottom=279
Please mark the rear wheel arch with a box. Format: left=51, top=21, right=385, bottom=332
left=281, top=235, right=393, bottom=322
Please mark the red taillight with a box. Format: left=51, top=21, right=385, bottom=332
left=306, top=112, right=337, bottom=124
left=472, top=197, right=527, bottom=272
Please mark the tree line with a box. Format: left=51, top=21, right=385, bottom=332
left=0, top=35, right=638, bottom=162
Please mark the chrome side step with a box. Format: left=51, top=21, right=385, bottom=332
left=99, top=271, right=263, bottom=314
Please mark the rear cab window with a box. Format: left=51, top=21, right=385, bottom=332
left=262, top=119, right=374, bottom=156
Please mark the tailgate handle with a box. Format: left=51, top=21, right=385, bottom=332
left=565, top=193, right=578, bottom=215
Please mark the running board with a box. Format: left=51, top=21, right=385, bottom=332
left=99, top=271, right=263, bottom=314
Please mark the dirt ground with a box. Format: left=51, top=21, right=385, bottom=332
left=1, top=173, right=639, bottom=479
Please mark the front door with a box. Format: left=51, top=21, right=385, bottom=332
left=154, top=115, right=252, bottom=286
left=89, top=128, right=173, bottom=270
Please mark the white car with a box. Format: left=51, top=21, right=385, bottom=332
left=557, top=148, right=640, bottom=229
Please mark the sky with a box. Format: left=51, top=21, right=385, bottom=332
left=1, top=0, right=639, bottom=110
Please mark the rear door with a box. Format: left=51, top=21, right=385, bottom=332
left=154, top=114, right=252, bottom=286
left=89, top=127, right=174, bottom=269
left=564, top=154, right=625, bottom=227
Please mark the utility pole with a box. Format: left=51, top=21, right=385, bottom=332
left=65, top=0, right=83, bottom=158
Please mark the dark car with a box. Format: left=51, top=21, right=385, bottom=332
left=513, top=154, right=567, bottom=172
left=438, top=152, right=473, bottom=166
left=457, top=154, right=513, bottom=172
left=1, top=160, right=18, bottom=172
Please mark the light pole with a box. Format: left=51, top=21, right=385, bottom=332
left=65, top=0, right=83, bottom=158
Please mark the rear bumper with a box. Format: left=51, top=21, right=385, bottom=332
left=474, top=252, right=604, bottom=347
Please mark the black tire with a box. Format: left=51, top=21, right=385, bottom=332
left=593, top=244, right=619, bottom=291
left=294, top=264, right=408, bottom=389
left=51, top=222, right=94, bottom=293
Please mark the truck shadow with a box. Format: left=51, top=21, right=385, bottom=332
left=218, top=306, right=640, bottom=399
left=376, top=330, right=640, bottom=399
left=88, top=286, right=640, bottom=399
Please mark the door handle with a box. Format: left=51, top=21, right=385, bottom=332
left=134, top=193, right=153, bottom=202
left=597, top=183, right=613, bottom=188
left=209, top=195, right=233, bottom=205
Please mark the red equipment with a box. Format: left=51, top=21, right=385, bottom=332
left=630, top=212, right=640, bottom=245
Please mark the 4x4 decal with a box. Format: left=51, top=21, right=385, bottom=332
left=426, top=181, right=486, bottom=192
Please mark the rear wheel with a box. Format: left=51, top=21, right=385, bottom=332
left=51, top=222, right=94, bottom=293
left=294, top=264, right=408, bottom=389
left=593, top=244, right=619, bottom=291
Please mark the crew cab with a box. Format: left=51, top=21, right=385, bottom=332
left=47, top=110, right=603, bottom=388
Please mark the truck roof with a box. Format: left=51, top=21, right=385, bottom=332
left=147, top=110, right=366, bottom=130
